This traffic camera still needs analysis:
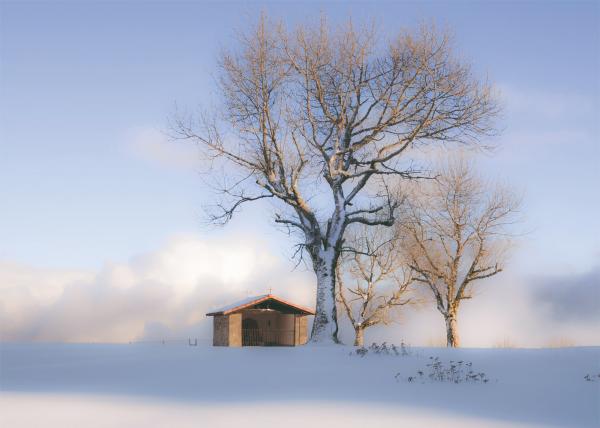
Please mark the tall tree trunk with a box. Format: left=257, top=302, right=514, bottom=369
left=445, top=313, right=460, bottom=347
left=354, top=326, right=365, bottom=347
left=309, top=248, right=340, bottom=344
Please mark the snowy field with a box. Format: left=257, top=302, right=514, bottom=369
left=0, top=343, right=598, bottom=428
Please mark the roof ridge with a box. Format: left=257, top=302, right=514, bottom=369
left=206, top=294, right=315, bottom=316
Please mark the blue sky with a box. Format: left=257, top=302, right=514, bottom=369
left=0, top=1, right=598, bottom=344
left=1, top=0, right=598, bottom=270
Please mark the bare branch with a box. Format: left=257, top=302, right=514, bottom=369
left=171, top=15, right=501, bottom=344
left=398, top=158, right=521, bottom=346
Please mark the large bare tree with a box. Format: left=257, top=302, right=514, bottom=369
left=171, top=16, right=499, bottom=343
left=400, top=160, right=520, bottom=347
left=338, top=225, right=414, bottom=346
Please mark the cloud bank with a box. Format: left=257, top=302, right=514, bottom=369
left=0, top=234, right=314, bottom=343
left=1, top=234, right=598, bottom=346
left=534, top=267, right=600, bottom=323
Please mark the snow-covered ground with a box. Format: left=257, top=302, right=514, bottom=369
left=0, top=343, right=598, bottom=427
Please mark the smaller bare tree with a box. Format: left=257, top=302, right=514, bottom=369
left=400, top=159, right=521, bottom=347
left=338, top=226, right=414, bottom=346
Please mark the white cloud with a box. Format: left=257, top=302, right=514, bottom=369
left=125, top=127, right=202, bottom=170
left=0, top=234, right=314, bottom=343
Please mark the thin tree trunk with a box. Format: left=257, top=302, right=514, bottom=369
left=309, top=248, right=340, bottom=344
left=354, top=326, right=364, bottom=347
left=445, top=313, right=460, bottom=347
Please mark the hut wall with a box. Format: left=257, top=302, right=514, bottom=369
left=213, top=315, right=229, bottom=346
left=295, top=315, right=308, bottom=345
left=276, top=314, right=296, bottom=346
left=228, top=313, right=242, bottom=347
left=212, top=305, right=312, bottom=346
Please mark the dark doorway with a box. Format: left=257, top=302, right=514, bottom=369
left=242, top=318, right=261, bottom=346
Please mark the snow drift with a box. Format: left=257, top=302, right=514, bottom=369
left=0, top=343, right=598, bottom=427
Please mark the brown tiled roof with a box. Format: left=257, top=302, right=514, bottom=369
left=206, top=294, right=315, bottom=316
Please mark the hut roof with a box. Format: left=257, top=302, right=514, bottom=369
left=206, top=294, right=315, bottom=316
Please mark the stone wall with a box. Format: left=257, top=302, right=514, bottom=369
left=213, top=315, right=229, bottom=346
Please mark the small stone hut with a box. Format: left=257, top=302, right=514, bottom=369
left=206, top=294, right=314, bottom=347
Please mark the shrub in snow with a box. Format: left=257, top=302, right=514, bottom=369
left=350, top=341, right=412, bottom=358
left=583, top=373, right=600, bottom=382
left=397, top=357, right=490, bottom=384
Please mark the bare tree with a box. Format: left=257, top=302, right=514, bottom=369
left=338, top=226, right=414, bottom=346
left=171, top=15, right=499, bottom=343
left=400, top=159, right=521, bottom=347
